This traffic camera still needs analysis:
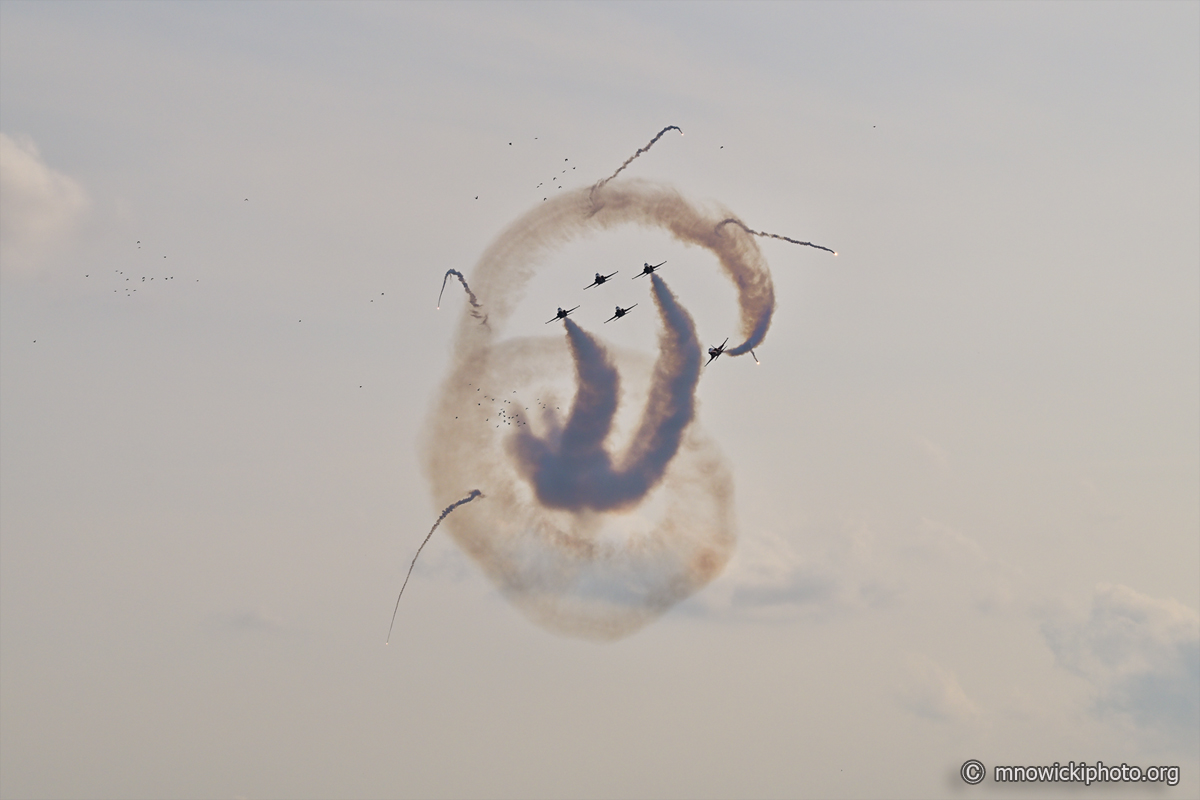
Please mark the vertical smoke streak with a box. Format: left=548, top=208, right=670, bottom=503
left=386, top=489, right=484, bottom=644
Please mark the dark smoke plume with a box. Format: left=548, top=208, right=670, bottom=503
left=509, top=274, right=701, bottom=512
left=387, top=488, right=484, bottom=644
left=716, top=218, right=837, bottom=256
left=438, top=268, right=488, bottom=323
left=592, top=126, right=683, bottom=193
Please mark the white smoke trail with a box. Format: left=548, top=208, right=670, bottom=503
left=592, top=125, right=683, bottom=193
left=386, top=489, right=485, bottom=644
left=716, top=218, right=837, bottom=256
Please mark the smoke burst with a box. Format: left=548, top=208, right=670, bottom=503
left=387, top=489, right=484, bottom=644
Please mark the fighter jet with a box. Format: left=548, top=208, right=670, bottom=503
left=633, top=261, right=666, bottom=279
left=584, top=271, right=618, bottom=289
left=705, top=338, right=730, bottom=366
left=604, top=304, right=637, bottom=323
left=545, top=306, right=581, bottom=324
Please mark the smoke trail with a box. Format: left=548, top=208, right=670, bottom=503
left=438, top=268, right=488, bottom=323
left=716, top=218, right=837, bottom=256
left=509, top=274, right=701, bottom=512
left=386, top=488, right=484, bottom=644
left=424, top=180, right=791, bottom=639
left=592, top=126, right=683, bottom=193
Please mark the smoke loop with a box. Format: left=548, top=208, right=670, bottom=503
left=425, top=179, right=796, bottom=639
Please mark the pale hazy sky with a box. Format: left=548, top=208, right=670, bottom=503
left=1, top=2, right=1197, bottom=798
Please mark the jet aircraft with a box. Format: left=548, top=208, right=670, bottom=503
left=584, top=271, right=618, bottom=289
left=545, top=306, right=581, bottom=324
left=705, top=338, right=730, bottom=366
left=604, top=304, right=637, bottom=323
left=633, top=261, right=666, bottom=278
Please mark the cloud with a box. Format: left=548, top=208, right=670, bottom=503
left=681, top=525, right=902, bottom=621
left=0, top=132, right=89, bottom=276
left=896, top=653, right=979, bottom=722
left=690, top=513, right=1025, bottom=623
left=1042, top=584, right=1200, bottom=743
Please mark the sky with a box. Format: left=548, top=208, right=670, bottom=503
left=1, top=2, right=1197, bottom=798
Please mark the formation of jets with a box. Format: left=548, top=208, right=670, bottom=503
left=531, top=261, right=742, bottom=367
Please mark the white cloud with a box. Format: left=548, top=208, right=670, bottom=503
left=686, top=515, right=1021, bottom=622
left=1042, top=584, right=1200, bottom=743
left=896, top=653, right=979, bottom=721
left=684, top=525, right=902, bottom=621
left=0, top=132, right=89, bottom=276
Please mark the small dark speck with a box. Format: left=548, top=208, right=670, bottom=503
left=475, top=196, right=479, bottom=199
